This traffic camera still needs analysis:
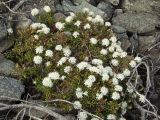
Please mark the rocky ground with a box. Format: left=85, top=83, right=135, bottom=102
left=0, top=0, right=160, bottom=119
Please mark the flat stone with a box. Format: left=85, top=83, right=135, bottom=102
left=104, top=0, right=119, bottom=6
left=112, top=12, right=159, bottom=34
left=122, top=0, right=160, bottom=17
left=111, top=25, right=126, bottom=34
left=0, top=58, right=15, bottom=76
left=113, top=9, right=123, bottom=17
left=97, top=1, right=114, bottom=20
left=62, top=0, right=107, bottom=19
left=0, top=76, right=24, bottom=99
left=0, top=37, right=14, bottom=53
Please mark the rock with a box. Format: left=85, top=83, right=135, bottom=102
left=54, top=13, right=66, bottom=22
left=62, top=0, right=107, bottom=19
left=97, top=1, right=114, bottom=20
left=111, top=25, right=126, bottom=34
left=112, top=12, right=159, bottom=34
left=14, top=15, right=32, bottom=30
left=0, top=19, right=7, bottom=42
left=129, top=33, right=139, bottom=52
left=113, top=9, right=123, bottom=17
left=0, top=38, right=14, bottom=53
left=89, top=0, right=100, bottom=6
left=122, top=0, right=160, bottom=17
left=104, top=0, right=119, bottom=6
left=138, top=35, right=156, bottom=52
left=0, top=58, right=15, bottom=76
left=0, top=76, right=24, bottom=99
left=55, top=4, right=64, bottom=12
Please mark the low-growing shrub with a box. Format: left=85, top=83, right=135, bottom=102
left=5, top=6, right=144, bottom=120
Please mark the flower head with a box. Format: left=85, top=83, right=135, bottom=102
left=43, top=6, right=51, bottom=13
left=31, top=8, right=39, bottom=16
left=33, top=55, right=42, bottom=64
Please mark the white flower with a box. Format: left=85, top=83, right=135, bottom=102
left=92, top=15, right=104, bottom=24
left=117, top=74, right=125, bottom=80
left=112, top=78, right=119, bottom=85
left=121, top=101, right=127, bottom=109
left=34, top=35, right=39, bottom=40
left=110, top=36, right=117, bottom=43
left=129, top=60, right=137, bottom=68
left=7, top=28, right=13, bottom=34
left=139, top=94, right=146, bottom=103
left=102, top=74, right=109, bottom=81
left=68, top=57, right=76, bottom=64
left=84, top=23, right=91, bottom=29
left=43, top=6, right=51, bottom=13
left=102, top=38, right=110, bottom=46
left=57, top=57, right=68, bottom=66
left=100, top=86, right=108, bottom=95
left=74, top=20, right=81, bottom=27
left=73, top=101, right=82, bottom=109
left=60, top=75, right=66, bottom=80
left=63, top=47, right=71, bottom=57
left=55, top=22, right=65, bottom=31
left=84, top=79, right=93, bottom=88
left=87, top=16, right=93, bottom=21
left=90, top=38, right=98, bottom=44
left=87, top=66, right=101, bottom=75
left=123, top=69, right=131, bottom=77
left=119, top=117, right=126, bottom=120
left=77, top=62, right=88, bottom=71
left=48, top=72, right=60, bottom=80
left=69, top=12, right=75, bottom=17
left=127, top=85, right=134, bottom=93
left=107, top=114, right=116, bottom=120
left=73, top=31, right=80, bottom=38
left=105, top=22, right=111, bottom=27
left=45, top=50, right=53, bottom=57
left=134, top=56, right=142, bottom=63
left=115, top=85, right=123, bottom=92
left=112, top=92, right=120, bottom=100
left=120, top=52, right=127, bottom=58
left=64, top=66, right=72, bottom=74
left=111, top=59, right=119, bottom=66
left=33, top=55, right=42, bottom=64
left=76, top=88, right=83, bottom=98
left=88, top=75, right=96, bottom=82
left=100, top=49, right=108, bottom=55
left=30, top=23, right=41, bottom=29
left=108, top=46, right=115, bottom=52
left=78, top=111, right=88, bottom=120
left=92, top=59, right=103, bottom=66
left=83, top=8, right=89, bottom=13
left=42, top=77, right=53, bottom=87
left=35, top=46, right=44, bottom=54
left=46, top=61, right=51, bottom=66
left=31, top=8, right=39, bottom=16
left=112, top=52, right=120, bottom=58
left=65, top=16, right=74, bottom=23
left=91, top=118, right=99, bottom=120
left=89, top=11, right=94, bottom=16
left=55, top=45, right=63, bottom=51
left=96, top=93, right=103, bottom=100
left=41, top=27, right=50, bottom=34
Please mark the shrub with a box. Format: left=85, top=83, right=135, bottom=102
left=5, top=6, right=144, bottom=120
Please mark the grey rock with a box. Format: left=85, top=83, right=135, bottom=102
left=129, top=33, right=139, bottom=52
left=55, top=4, right=64, bottom=12
left=138, top=35, right=156, bottom=52
left=97, top=1, right=114, bottom=20
left=112, top=12, right=159, bottom=34
left=113, top=9, right=123, bottom=17
left=0, top=19, right=7, bottom=42
left=54, top=13, right=66, bottom=22
left=111, top=25, right=126, bottom=34
left=0, top=38, right=14, bottom=53
left=0, top=76, right=24, bottom=99
left=14, top=15, right=32, bottom=29
left=0, top=58, right=15, bottom=76
left=104, top=0, right=119, bottom=6
left=62, top=0, right=107, bottom=19
left=122, top=0, right=160, bottom=17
